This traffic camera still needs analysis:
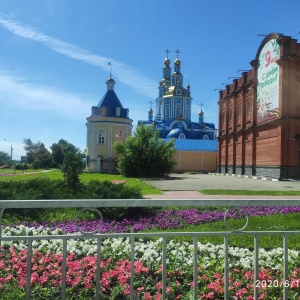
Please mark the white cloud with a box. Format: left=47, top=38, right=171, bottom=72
left=0, top=71, right=93, bottom=120
left=0, top=13, right=157, bottom=99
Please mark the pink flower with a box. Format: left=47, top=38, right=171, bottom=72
left=156, top=282, right=162, bottom=290
left=236, top=288, right=248, bottom=298
left=155, top=294, right=162, bottom=300
left=143, top=293, right=152, bottom=300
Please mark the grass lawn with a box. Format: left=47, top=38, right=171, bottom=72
left=0, top=168, right=161, bottom=195
left=1, top=168, right=300, bottom=250
left=144, top=212, right=300, bottom=249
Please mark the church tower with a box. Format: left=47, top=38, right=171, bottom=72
left=139, top=49, right=217, bottom=140
left=85, top=75, right=132, bottom=172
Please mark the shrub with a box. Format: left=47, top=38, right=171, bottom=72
left=0, top=178, right=144, bottom=222
left=114, top=124, right=176, bottom=177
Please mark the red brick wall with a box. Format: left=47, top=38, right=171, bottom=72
left=217, top=33, right=300, bottom=178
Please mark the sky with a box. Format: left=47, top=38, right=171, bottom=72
left=0, top=0, right=300, bottom=160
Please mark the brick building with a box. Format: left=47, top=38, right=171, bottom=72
left=218, top=32, right=300, bottom=179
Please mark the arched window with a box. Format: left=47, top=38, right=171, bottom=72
left=203, top=135, right=209, bottom=140
left=115, top=129, right=122, bottom=142
left=179, top=133, right=186, bottom=139
left=98, top=129, right=105, bottom=144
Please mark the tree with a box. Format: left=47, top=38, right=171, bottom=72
left=50, top=139, right=82, bottom=167
left=0, top=151, right=10, bottom=166
left=23, top=138, right=53, bottom=168
left=61, top=147, right=83, bottom=189
left=114, top=124, right=176, bottom=177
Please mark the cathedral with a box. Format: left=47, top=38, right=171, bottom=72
left=138, top=50, right=217, bottom=141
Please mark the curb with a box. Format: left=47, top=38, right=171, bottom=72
left=209, top=172, right=279, bottom=182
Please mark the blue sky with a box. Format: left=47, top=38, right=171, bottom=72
left=0, top=0, right=300, bottom=160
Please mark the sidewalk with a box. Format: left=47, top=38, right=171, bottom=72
left=143, top=173, right=300, bottom=199
left=144, top=191, right=300, bottom=199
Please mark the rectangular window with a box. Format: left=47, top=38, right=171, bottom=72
left=237, top=105, right=241, bottom=119
left=247, top=101, right=251, bottom=115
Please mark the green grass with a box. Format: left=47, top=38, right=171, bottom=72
left=0, top=169, right=161, bottom=195
left=143, top=212, right=300, bottom=249
left=199, top=189, right=300, bottom=196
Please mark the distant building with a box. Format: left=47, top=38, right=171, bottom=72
left=218, top=32, right=300, bottom=179
left=138, top=50, right=218, bottom=172
left=85, top=76, right=132, bottom=172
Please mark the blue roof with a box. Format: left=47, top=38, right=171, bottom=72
left=165, top=138, right=218, bottom=152
left=96, top=90, right=128, bottom=118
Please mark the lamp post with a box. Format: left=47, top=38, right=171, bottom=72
left=4, top=139, right=13, bottom=166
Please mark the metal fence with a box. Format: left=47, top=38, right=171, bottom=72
left=1, top=199, right=300, bottom=300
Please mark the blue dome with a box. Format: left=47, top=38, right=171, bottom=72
left=167, top=128, right=183, bottom=139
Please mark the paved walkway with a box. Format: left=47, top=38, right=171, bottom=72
left=144, top=173, right=300, bottom=199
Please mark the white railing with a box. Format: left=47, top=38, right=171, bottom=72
left=1, top=199, right=300, bottom=300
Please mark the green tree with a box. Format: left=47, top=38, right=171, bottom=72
left=50, top=139, right=82, bottom=167
left=61, top=147, right=83, bottom=189
left=23, top=138, right=53, bottom=168
left=0, top=151, right=10, bottom=166
left=114, top=124, right=176, bottom=177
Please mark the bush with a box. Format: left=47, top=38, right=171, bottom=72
left=15, top=163, right=32, bottom=170
left=0, top=178, right=144, bottom=222
left=114, top=124, right=176, bottom=177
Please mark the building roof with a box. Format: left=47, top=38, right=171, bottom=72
left=95, top=90, right=128, bottom=118
left=165, top=138, right=218, bottom=152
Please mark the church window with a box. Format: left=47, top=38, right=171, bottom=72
left=116, top=107, right=121, bottom=116
left=166, top=107, right=170, bottom=118
left=115, top=130, right=122, bottom=142
left=186, top=108, right=190, bottom=120
left=98, top=129, right=105, bottom=144
left=101, top=106, right=106, bottom=115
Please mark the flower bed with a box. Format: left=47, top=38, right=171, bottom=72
left=7, top=206, right=300, bottom=234
left=1, top=226, right=300, bottom=299
left=2, top=206, right=300, bottom=299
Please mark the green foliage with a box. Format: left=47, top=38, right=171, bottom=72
left=23, top=138, right=53, bottom=169
left=61, top=148, right=83, bottom=189
left=50, top=139, right=84, bottom=167
left=114, top=124, right=176, bottom=177
left=0, top=177, right=144, bottom=223
left=0, top=279, right=25, bottom=299
left=0, top=151, right=10, bottom=166
left=15, top=163, right=31, bottom=170
left=0, top=169, right=161, bottom=195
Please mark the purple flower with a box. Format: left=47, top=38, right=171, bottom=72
left=8, top=206, right=300, bottom=234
